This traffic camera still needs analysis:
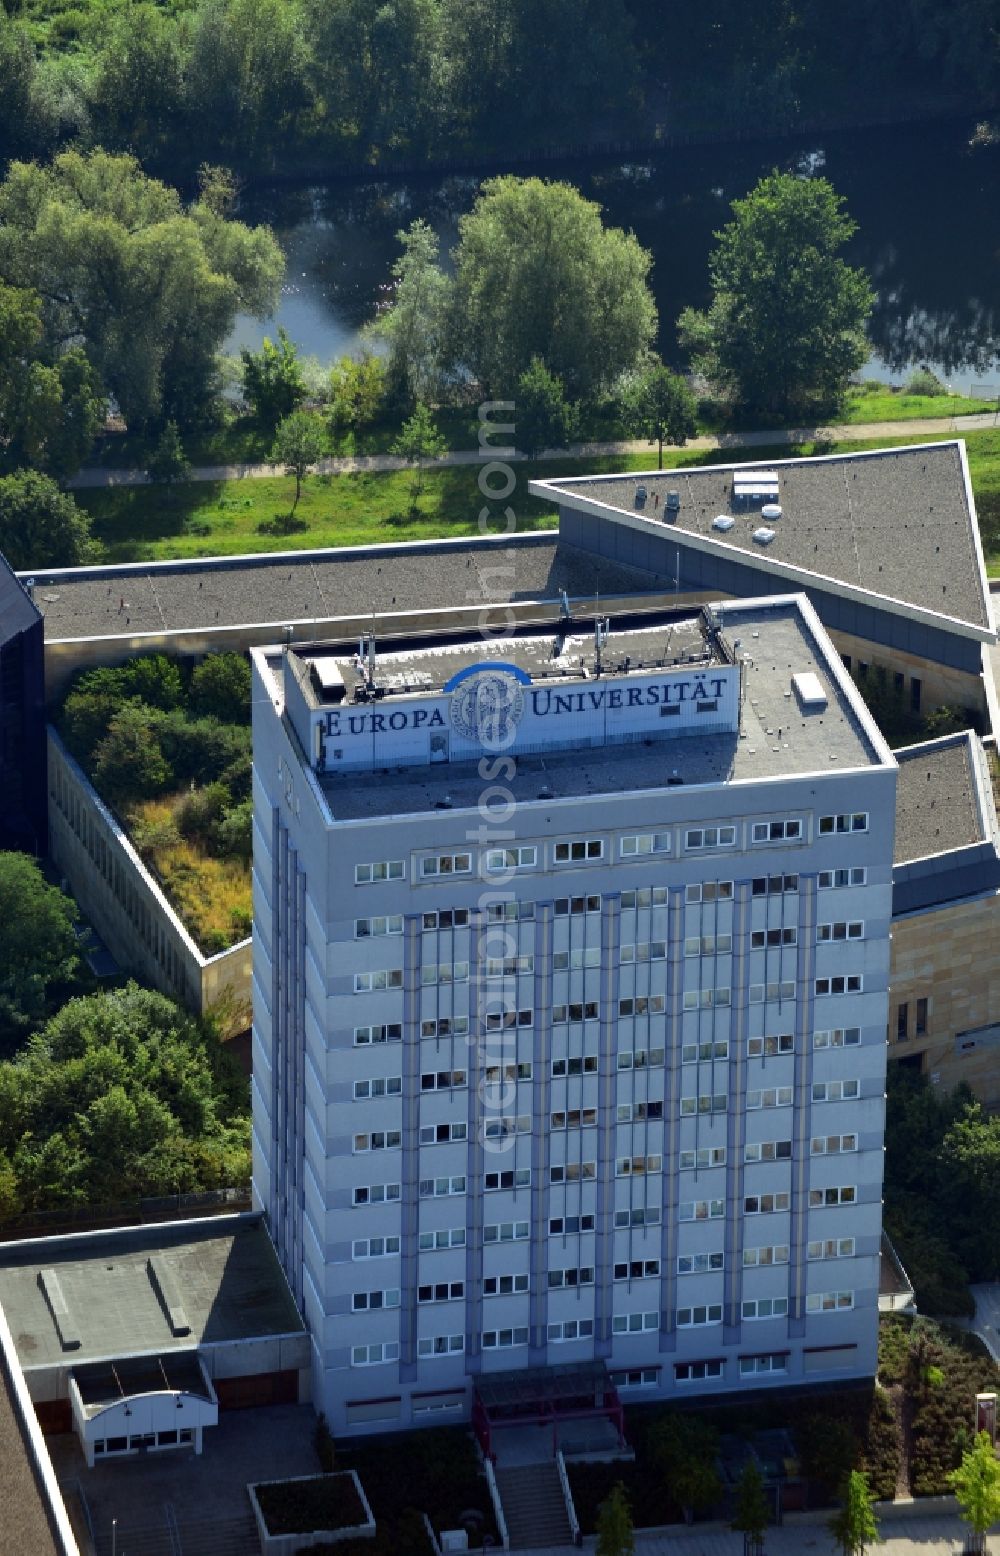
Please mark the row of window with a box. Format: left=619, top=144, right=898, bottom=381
left=355, top=814, right=870, bottom=888
left=353, top=1021, right=859, bottom=1055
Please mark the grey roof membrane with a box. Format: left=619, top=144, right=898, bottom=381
left=537, top=444, right=991, bottom=633
left=27, top=538, right=656, bottom=643
left=893, top=733, right=987, bottom=863
left=315, top=600, right=885, bottom=822
left=0, top=1217, right=303, bottom=1372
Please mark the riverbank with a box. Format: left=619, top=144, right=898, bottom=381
left=76, top=423, right=1000, bottom=570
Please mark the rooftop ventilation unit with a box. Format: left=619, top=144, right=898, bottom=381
left=665, top=490, right=681, bottom=512
left=761, top=503, right=782, bottom=521
left=712, top=515, right=735, bottom=532
left=634, top=484, right=647, bottom=510
left=753, top=526, right=776, bottom=545
left=733, top=470, right=780, bottom=502
left=791, top=671, right=827, bottom=708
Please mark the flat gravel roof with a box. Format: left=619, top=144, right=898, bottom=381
left=0, top=1353, right=60, bottom=1555
left=315, top=599, right=885, bottom=820
left=0, top=1216, right=303, bottom=1371
left=536, top=443, right=991, bottom=634
left=893, top=732, right=988, bottom=862
left=25, top=537, right=657, bottom=643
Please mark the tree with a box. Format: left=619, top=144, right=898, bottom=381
left=731, top=1460, right=769, bottom=1554
left=678, top=172, right=873, bottom=420
left=949, top=1431, right=1000, bottom=1554
left=828, top=1470, right=880, bottom=1556
left=0, top=854, right=78, bottom=1051
left=92, top=704, right=172, bottom=807
left=650, top=1414, right=722, bottom=1524
left=185, top=0, right=312, bottom=159
left=374, top=221, right=452, bottom=407
left=0, top=283, right=104, bottom=480
left=271, top=411, right=326, bottom=513
left=0, top=150, right=283, bottom=429
left=624, top=363, right=698, bottom=467
left=304, top=0, right=440, bottom=154
left=940, top=1104, right=1000, bottom=1280
left=86, top=3, right=185, bottom=162
left=0, top=982, right=250, bottom=1210
left=146, top=421, right=190, bottom=491
left=0, top=471, right=93, bottom=571
left=329, top=351, right=388, bottom=435
left=190, top=653, right=251, bottom=725
left=515, top=358, right=577, bottom=458
left=449, top=177, right=657, bottom=398
left=241, top=327, right=306, bottom=428
left=596, top=1481, right=634, bottom=1556
left=391, top=403, right=446, bottom=501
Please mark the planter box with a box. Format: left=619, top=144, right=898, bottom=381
left=248, top=1469, right=376, bottom=1554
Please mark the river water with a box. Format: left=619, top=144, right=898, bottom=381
left=227, top=118, right=1000, bottom=394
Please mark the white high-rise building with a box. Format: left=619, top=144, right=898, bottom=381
left=251, top=592, right=895, bottom=1439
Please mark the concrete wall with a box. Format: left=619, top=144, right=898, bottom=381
left=47, top=729, right=251, bottom=1035
left=888, top=891, right=1000, bottom=1099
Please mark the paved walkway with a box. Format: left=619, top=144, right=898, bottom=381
left=66, top=412, right=1000, bottom=490
left=517, top=1511, right=991, bottom=1554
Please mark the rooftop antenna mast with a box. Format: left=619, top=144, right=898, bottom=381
left=594, top=590, right=609, bottom=676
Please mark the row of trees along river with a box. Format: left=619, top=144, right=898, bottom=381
left=227, top=118, right=1000, bottom=394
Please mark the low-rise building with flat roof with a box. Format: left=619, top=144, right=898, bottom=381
left=0, top=1213, right=309, bottom=1467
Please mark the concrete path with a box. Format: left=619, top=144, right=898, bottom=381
left=66, top=412, right=1000, bottom=491
left=517, top=1511, right=990, bottom=1554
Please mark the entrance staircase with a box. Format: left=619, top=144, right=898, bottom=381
left=493, top=1461, right=574, bottom=1549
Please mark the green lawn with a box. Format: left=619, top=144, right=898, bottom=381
left=840, top=386, right=996, bottom=423
left=80, top=428, right=1000, bottom=572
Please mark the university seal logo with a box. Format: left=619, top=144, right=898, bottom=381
left=449, top=667, right=526, bottom=748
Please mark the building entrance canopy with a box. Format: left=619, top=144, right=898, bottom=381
left=472, top=1361, right=623, bottom=1459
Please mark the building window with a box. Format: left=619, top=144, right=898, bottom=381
left=685, top=826, right=736, bottom=851
left=675, top=1360, right=723, bottom=1383
left=739, top=1354, right=787, bottom=1376
left=679, top=1146, right=727, bottom=1169
left=744, top=1140, right=791, bottom=1163
left=819, top=813, right=868, bottom=835
left=554, top=839, right=604, bottom=863
left=554, top=947, right=602, bottom=971
left=620, top=940, right=666, bottom=964
left=484, top=846, right=537, bottom=872
left=742, top=1297, right=788, bottom=1319
left=814, top=1028, right=860, bottom=1049
left=550, top=1108, right=597, bottom=1129
left=815, top=975, right=863, bottom=996
left=817, top=921, right=864, bottom=943
left=616, top=1101, right=664, bottom=1122
left=549, top=1162, right=596, bottom=1183
left=682, top=987, right=731, bottom=1010
left=621, top=832, right=671, bottom=857
left=421, top=853, right=472, bottom=878
left=748, top=1034, right=793, bottom=1058
left=812, top=1079, right=860, bottom=1103
left=808, top=1186, right=856, bottom=1207
left=352, top=1288, right=400, bottom=1311
left=421, top=1016, right=471, bottom=1039
left=685, top=934, right=732, bottom=956
left=355, top=915, right=403, bottom=938
left=613, top=1207, right=660, bottom=1228
left=422, top=908, right=470, bottom=929
left=354, top=1076, right=402, bottom=1100
left=896, top=1003, right=909, bottom=1040
left=621, top=886, right=668, bottom=908
left=421, top=961, right=470, bottom=986
left=751, top=819, right=802, bottom=844
left=910, top=677, right=922, bottom=713
left=483, top=1221, right=529, bottom=1242
left=618, top=1154, right=662, bottom=1177
left=418, top=1282, right=464, bottom=1304
left=353, top=1183, right=401, bottom=1206
left=354, top=1130, right=402, bottom=1153
left=420, top=1070, right=468, bottom=1092
left=354, top=1023, right=402, bottom=1046
left=686, top=880, right=734, bottom=903
left=555, top=894, right=601, bottom=917
left=612, top=1311, right=658, bottom=1333
left=746, top=1087, right=792, bottom=1110
left=749, top=981, right=795, bottom=1004
left=484, top=1168, right=531, bottom=1191
left=752, top=875, right=798, bottom=897
left=681, top=1038, right=729, bottom=1063
left=805, top=1290, right=854, bottom=1313
left=679, top=1199, right=724, bottom=1220
left=810, top=1134, right=857, bottom=1155
left=677, top=1304, right=723, bottom=1327
left=351, top=1342, right=400, bottom=1366
left=486, top=901, right=534, bottom=922
left=417, top=1335, right=464, bottom=1357
left=744, top=1192, right=790, bottom=1214
left=354, top=968, right=403, bottom=992
left=419, top=1122, right=468, bottom=1144
left=355, top=860, right=404, bottom=884
left=618, top=995, right=665, bottom=1017
left=548, top=1319, right=594, bottom=1342
left=818, top=867, right=866, bottom=889
left=751, top=927, right=797, bottom=949
left=553, top=1055, right=598, bottom=1077
left=677, top=1252, right=724, bottom=1274
left=418, top=1175, right=466, bottom=1198
left=552, top=1213, right=597, bottom=1233
left=614, top=1259, right=660, bottom=1280
left=548, top=1267, right=595, bottom=1288
left=554, top=1000, right=600, bottom=1024
left=916, top=998, right=928, bottom=1036
left=680, top=1092, right=728, bottom=1116
left=417, top=1229, right=465, bottom=1251
left=807, top=1238, right=856, bottom=1261
left=484, top=1274, right=529, bottom=1296
left=743, top=1245, right=788, bottom=1267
